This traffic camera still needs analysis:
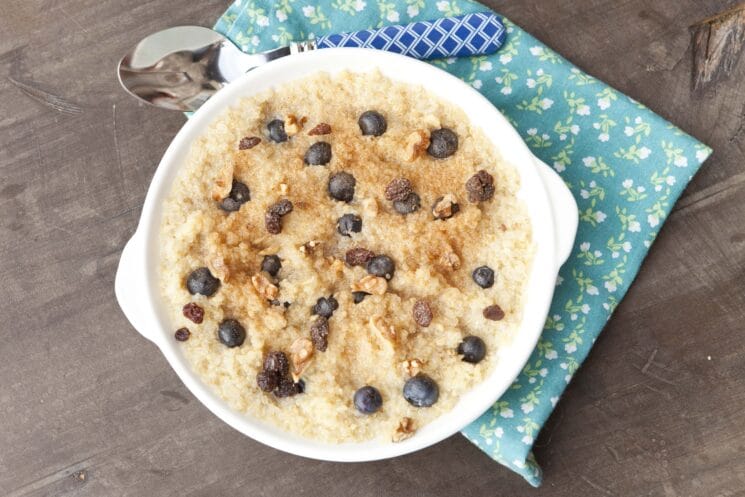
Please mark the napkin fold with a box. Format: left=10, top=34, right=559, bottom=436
left=213, top=0, right=711, bottom=486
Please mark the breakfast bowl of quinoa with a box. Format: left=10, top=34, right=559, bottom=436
left=115, top=48, right=577, bottom=461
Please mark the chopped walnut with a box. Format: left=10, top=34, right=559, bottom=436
left=403, top=129, right=430, bottom=162
left=283, top=114, right=307, bottom=136
left=289, top=337, right=314, bottom=381
left=207, top=255, right=230, bottom=282
left=299, top=240, right=323, bottom=256
left=369, top=315, right=397, bottom=342
left=392, top=417, right=416, bottom=442
left=439, top=251, right=461, bottom=271
left=352, top=275, right=388, bottom=295
left=401, top=358, right=425, bottom=377
left=432, top=194, right=460, bottom=220
left=258, top=245, right=280, bottom=256
left=211, top=163, right=234, bottom=201
left=278, top=182, right=289, bottom=195
left=251, top=273, right=279, bottom=300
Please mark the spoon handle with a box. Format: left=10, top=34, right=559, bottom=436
left=315, top=12, right=507, bottom=60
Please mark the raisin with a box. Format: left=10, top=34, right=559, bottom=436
left=385, top=177, right=413, bottom=202
left=465, top=170, right=495, bottom=203
left=310, top=316, right=329, bottom=352
left=273, top=377, right=302, bottom=398
left=483, top=304, right=505, bottom=321
left=182, top=302, right=204, bottom=324
left=412, top=300, right=433, bottom=327
left=174, top=328, right=190, bottom=341
left=345, top=247, right=375, bottom=266
left=269, top=199, right=294, bottom=216
left=308, top=123, right=332, bottom=135
left=238, top=136, right=261, bottom=150
left=265, top=212, right=281, bottom=234
left=256, top=370, right=279, bottom=392
left=263, top=351, right=290, bottom=376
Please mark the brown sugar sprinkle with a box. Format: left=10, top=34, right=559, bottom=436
left=345, top=247, right=375, bottom=266
left=308, top=122, right=332, bottom=135
left=310, top=316, right=330, bottom=352
left=174, top=328, right=191, bottom=341
left=466, top=170, right=495, bottom=203
left=412, top=300, right=433, bottom=327
left=483, top=304, right=505, bottom=321
left=384, top=177, right=413, bottom=202
left=182, top=302, right=204, bottom=324
left=238, top=136, right=261, bottom=150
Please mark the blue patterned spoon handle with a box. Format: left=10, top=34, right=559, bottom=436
left=315, top=12, right=507, bottom=60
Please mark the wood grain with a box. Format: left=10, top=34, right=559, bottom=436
left=1, top=1, right=744, bottom=496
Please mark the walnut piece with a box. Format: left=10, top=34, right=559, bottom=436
left=352, top=275, right=388, bottom=295
left=289, top=337, right=314, bottom=381
left=278, top=182, right=289, bottom=195
left=211, top=163, right=234, bottom=201
left=207, top=255, right=230, bottom=282
left=403, top=129, right=430, bottom=162
left=299, top=240, right=323, bottom=256
left=284, top=114, right=307, bottom=136
left=401, top=358, right=424, bottom=377
left=392, top=417, right=416, bottom=442
left=369, top=315, right=397, bottom=342
left=432, top=194, right=459, bottom=220
left=251, top=273, right=279, bottom=300
left=439, top=251, right=461, bottom=271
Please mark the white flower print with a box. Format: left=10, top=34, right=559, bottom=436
left=604, top=280, right=617, bottom=292
left=638, top=146, right=651, bottom=159
left=581, top=303, right=590, bottom=314
left=529, top=46, right=543, bottom=56
left=674, top=155, right=689, bottom=168
left=302, top=5, right=315, bottom=17
left=527, top=128, right=538, bottom=136
left=655, top=184, right=663, bottom=192
left=553, top=162, right=566, bottom=172
left=537, top=68, right=544, bottom=75
left=545, top=350, right=558, bottom=360
left=250, top=35, right=260, bottom=46
left=570, top=124, right=580, bottom=135
left=598, top=97, right=611, bottom=110
left=582, top=156, right=596, bottom=167
left=586, top=284, right=599, bottom=295
left=500, top=408, right=514, bottom=419
left=594, top=211, right=607, bottom=223
left=495, top=427, right=504, bottom=438
left=580, top=189, right=590, bottom=199
left=355, top=0, right=367, bottom=11
left=499, top=54, right=512, bottom=64
left=540, top=98, right=554, bottom=110
left=556, top=275, right=564, bottom=286
left=494, top=77, right=503, bottom=84
left=500, top=87, right=512, bottom=95
left=521, top=403, right=534, bottom=413
left=539, top=368, right=548, bottom=377
left=637, top=186, right=646, bottom=193
left=577, top=104, right=591, bottom=116
left=526, top=78, right=536, bottom=88
left=275, top=10, right=287, bottom=22
left=559, top=133, right=567, bottom=141
left=479, top=61, right=493, bottom=71
left=565, top=374, right=572, bottom=383
left=386, top=10, right=400, bottom=22
left=628, top=220, right=641, bottom=232
left=599, top=133, right=609, bottom=142
left=528, top=377, right=536, bottom=384
left=522, top=435, right=534, bottom=445
left=635, top=116, right=643, bottom=124
left=472, top=80, right=482, bottom=89
left=622, top=179, right=633, bottom=188
left=647, top=213, right=660, bottom=227
left=256, top=15, right=269, bottom=26
left=559, top=362, right=568, bottom=370
left=624, top=126, right=634, bottom=136
left=550, top=396, right=559, bottom=407
left=696, top=149, right=709, bottom=162
left=565, top=343, right=577, bottom=353
left=666, top=175, right=676, bottom=185
left=436, top=1, right=449, bottom=11
left=579, top=241, right=590, bottom=252
left=622, top=241, right=632, bottom=252
left=406, top=4, right=419, bottom=17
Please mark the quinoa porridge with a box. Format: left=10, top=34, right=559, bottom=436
left=159, top=70, right=534, bottom=443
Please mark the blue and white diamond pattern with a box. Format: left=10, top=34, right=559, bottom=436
left=317, top=12, right=506, bottom=60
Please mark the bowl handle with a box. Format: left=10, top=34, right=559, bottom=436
left=533, top=157, right=578, bottom=268
left=115, top=232, right=159, bottom=344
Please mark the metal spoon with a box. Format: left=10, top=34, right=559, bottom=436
left=118, top=13, right=507, bottom=112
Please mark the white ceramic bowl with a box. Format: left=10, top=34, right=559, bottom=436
left=115, top=48, right=578, bottom=462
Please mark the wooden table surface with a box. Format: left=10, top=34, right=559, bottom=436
left=2, top=1, right=745, bottom=495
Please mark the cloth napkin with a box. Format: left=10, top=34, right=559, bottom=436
left=212, top=0, right=712, bottom=486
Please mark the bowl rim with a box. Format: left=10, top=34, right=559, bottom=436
left=121, top=47, right=563, bottom=461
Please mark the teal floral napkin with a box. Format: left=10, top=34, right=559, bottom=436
left=212, top=0, right=711, bottom=486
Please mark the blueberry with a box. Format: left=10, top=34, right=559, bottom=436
left=337, top=214, right=362, bottom=236
left=217, top=319, right=246, bottom=348
left=358, top=110, right=387, bottom=136
left=274, top=377, right=303, bottom=398
left=427, top=128, right=458, bottom=158
left=352, top=291, right=369, bottom=304
left=366, top=255, right=395, bottom=280
left=328, top=172, right=356, bottom=203
left=186, top=267, right=220, bottom=296
left=304, top=141, right=332, bottom=166
left=457, top=336, right=486, bottom=364
left=219, top=180, right=251, bottom=212
left=403, top=374, right=439, bottom=407
left=261, top=255, right=281, bottom=277
left=472, top=266, right=495, bottom=289
left=267, top=119, right=288, bottom=143
left=313, top=296, right=339, bottom=318
left=393, top=192, right=420, bottom=215
left=354, top=386, right=383, bottom=414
